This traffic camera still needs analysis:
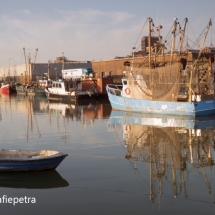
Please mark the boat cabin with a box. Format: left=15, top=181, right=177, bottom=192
left=49, top=79, right=81, bottom=93
left=39, top=80, right=53, bottom=88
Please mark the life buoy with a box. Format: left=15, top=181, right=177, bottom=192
left=125, top=124, right=131, bottom=132
left=125, top=88, right=131, bottom=95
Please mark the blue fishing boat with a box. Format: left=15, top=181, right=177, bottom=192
left=106, top=18, right=215, bottom=116
left=0, top=149, right=68, bottom=172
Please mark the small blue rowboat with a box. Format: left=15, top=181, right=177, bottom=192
left=0, top=149, right=68, bottom=172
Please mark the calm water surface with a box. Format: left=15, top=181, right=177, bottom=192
left=0, top=94, right=215, bottom=215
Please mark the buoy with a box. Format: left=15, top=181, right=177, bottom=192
left=125, top=124, right=131, bottom=132
left=125, top=88, right=131, bottom=95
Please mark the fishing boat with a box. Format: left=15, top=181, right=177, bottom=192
left=45, top=78, right=97, bottom=102
left=0, top=82, right=16, bottom=95
left=15, top=48, right=47, bottom=96
left=106, top=18, right=215, bottom=116
left=15, top=83, right=46, bottom=96
left=0, top=149, right=68, bottom=172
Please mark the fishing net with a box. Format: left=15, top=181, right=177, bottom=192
left=128, top=63, right=181, bottom=101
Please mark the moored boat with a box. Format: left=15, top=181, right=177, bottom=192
left=0, top=149, right=68, bottom=172
left=45, top=79, right=97, bottom=102
left=15, top=83, right=47, bottom=96
left=15, top=48, right=48, bottom=96
left=106, top=18, right=215, bottom=116
left=0, top=82, right=16, bottom=95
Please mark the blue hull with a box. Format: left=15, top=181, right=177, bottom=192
left=0, top=154, right=68, bottom=172
left=106, top=87, right=215, bottom=116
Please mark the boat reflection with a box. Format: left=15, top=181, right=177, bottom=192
left=15, top=94, right=48, bottom=113
left=46, top=100, right=111, bottom=122
left=109, top=111, right=215, bottom=202
left=0, top=170, right=69, bottom=189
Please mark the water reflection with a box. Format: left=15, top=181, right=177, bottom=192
left=109, top=111, right=215, bottom=203
left=0, top=94, right=111, bottom=128
left=0, top=170, right=69, bottom=189
left=46, top=100, right=111, bottom=121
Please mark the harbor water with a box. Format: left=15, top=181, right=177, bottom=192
left=0, top=94, right=215, bottom=215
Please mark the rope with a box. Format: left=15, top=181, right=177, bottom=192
left=133, top=18, right=148, bottom=50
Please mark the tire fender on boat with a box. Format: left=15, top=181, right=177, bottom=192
left=125, top=88, right=131, bottom=95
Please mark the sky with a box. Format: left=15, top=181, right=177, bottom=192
left=0, top=0, right=215, bottom=66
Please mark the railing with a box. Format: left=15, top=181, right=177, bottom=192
left=106, top=84, right=122, bottom=96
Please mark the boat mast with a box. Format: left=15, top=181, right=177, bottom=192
left=28, top=53, right=31, bottom=85
left=188, top=19, right=212, bottom=102
left=171, top=18, right=178, bottom=64
left=62, top=52, right=64, bottom=71
left=148, top=17, right=152, bottom=69
left=179, top=18, right=188, bottom=54
left=32, top=48, right=38, bottom=80
left=47, top=61, right=50, bottom=80
left=131, top=47, right=135, bottom=74
left=23, top=48, right=27, bottom=84
left=193, top=19, right=212, bottom=68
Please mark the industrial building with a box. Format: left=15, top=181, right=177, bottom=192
left=0, top=56, right=92, bottom=84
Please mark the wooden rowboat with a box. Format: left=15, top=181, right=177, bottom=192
left=0, top=149, right=68, bottom=172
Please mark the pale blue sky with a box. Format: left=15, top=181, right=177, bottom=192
left=0, top=0, right=215, bottom=66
